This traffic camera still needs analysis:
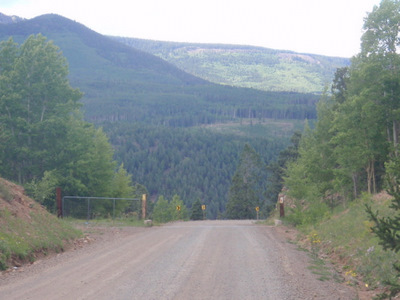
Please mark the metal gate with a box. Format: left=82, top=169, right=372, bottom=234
left=61, top=196, right=140, bottom=220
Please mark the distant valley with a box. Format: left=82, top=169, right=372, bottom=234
left=0, top=13, right=344, bottom=218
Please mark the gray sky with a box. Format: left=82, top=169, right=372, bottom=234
left=2, top=0, right=382, bottom=57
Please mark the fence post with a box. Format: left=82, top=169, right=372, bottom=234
left=113, top=198, right=116, bottom=219
left=279, top=196, right=285, bottom=218
left=142, top=194, right=147, bottom=219
left=56, top=187, right=62, bottom=218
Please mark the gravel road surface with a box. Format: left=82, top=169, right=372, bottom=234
left=0, top=220, right=357, bottom=299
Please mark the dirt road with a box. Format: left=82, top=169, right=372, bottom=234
left=0, top=220, right=357, bottom=299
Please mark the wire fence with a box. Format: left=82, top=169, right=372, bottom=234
left=62, top=196, right=141, bottom=220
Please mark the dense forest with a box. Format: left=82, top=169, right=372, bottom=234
left=0, top=13, right=323, bottom=219
left=0, top=14, right=320, bottom=126
left=105, top=122, right=289, bottom=218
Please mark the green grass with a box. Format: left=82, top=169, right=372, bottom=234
left=0, top=208, right=82, bottom=270
left=0, top=182, right=13, bottom=202
left=65, top=216, right=148, bottom=227
left=302, top=193, right=400, bottom=290
left=307, top=257, right=333, bottom=281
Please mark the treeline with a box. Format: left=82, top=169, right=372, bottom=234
left=0, top=35, right=142, bottom=216
left=281, top=0, right=400, bottom=224
left=104, top=122, right=288, bottom=219
left=0, top=14, right=319, bottom=129
left=280, top=2, right=400, bottom=296
left=84, top=85, right=319, bottom=127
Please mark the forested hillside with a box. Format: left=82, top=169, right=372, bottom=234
left=0, top=13, right=321, bottom=218
left=106, top=122, right=295, bottom=218
left=113, top=37, right=349, bottom=94
left=0, top=14, right=319, bottom=125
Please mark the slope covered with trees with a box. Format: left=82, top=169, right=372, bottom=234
left=114, top=37, right=349, bottom=94
left=278, top=1, right=400, bottom=296
left=106, top=122, right=289, bottom=219
left=0, top=35, right=139, bottom=217
left=0, top=14, right=319, bottom=126
left=0, top=13, right=318, bottom=219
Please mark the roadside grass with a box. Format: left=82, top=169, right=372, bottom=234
left=307, top=256, right=333, bottom=282
left=0, top=208, right=82, bottom=270
left=299, top=193, right=400, bottom=290
left=0, top=212, right=153, bottom=269
left=0, top=181, right=13, bottom=202
left=65, top=216, right=150, bottom=227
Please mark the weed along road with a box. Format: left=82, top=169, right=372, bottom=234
left=0, top=220, right=357, bottom=299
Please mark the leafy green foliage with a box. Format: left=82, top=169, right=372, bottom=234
left=0, top=35, right=138, bottom=217
left=152, top=194, right=188, bottom=223
left=281, top=1, right=400, bottom=296
left=367, top=156, right=400, bottom=298
left=0, top=34, right=82, bottom=184
left=25, top=170, right=58, bottom=210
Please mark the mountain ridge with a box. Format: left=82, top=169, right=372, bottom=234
left=113, top=36, right=349, bottom=94
left=0, top=12, right=25, bottom=24
left=0, top=13, right=319, bottom=125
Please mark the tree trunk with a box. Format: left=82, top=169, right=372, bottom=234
left=366, top=160, right=375, bottom=194
left=352, top=173, right=358, bottom=199
left=394, top=120, right=399, bottom=157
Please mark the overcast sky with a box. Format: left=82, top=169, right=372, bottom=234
left=2, top=0, right=382, bottom=58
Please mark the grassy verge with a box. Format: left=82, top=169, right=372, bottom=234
left=310, top=193, right=399, bottom=290
left=278, top=192, right=400, bottom=293
left=65, top=217, right=151, bottom=227
left=0, top=208, right=82, bottom=270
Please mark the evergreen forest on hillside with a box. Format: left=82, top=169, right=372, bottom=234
left=0, top=13, right=320, bottom=219
left=105, top=122, right=292, bottom=218
left=3, top=1, right=400, bottom=295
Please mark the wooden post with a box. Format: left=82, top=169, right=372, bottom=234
left=142, top=194, right=147, bottom=220
left=279, top=196, right=285, bottom=218
left=56, top=187, right=62, bottom=218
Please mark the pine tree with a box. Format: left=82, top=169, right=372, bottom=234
left=190, top=199, right=203, bottom=220
left=226, top=144, right=266, bottom=219
left=367, top=156, right=400, bottom=299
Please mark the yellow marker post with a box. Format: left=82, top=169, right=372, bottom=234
left=202, top=204, right=206, bottom=220
left=142, top=194, right=147, bottom=220
left=255, top=206, right=260, bottom=220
